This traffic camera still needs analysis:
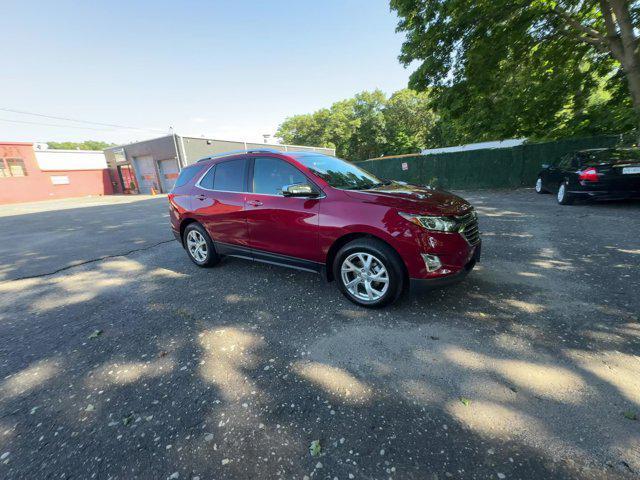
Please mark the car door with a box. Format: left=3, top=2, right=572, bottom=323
left=547, top=154, right=572, bottom=191
left=245, top=156, right=322, bottom=266
left=192, top=158, right=250, bottom=249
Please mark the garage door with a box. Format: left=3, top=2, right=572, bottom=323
left=132, top=156, right=158, bottom=194
left=157, top=158, right=180, bottom=193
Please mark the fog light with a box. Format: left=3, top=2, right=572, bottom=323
left=421, top=253, right=442, bottom=272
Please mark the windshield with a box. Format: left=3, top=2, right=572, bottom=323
left=293, top=153, right=382, bottom=189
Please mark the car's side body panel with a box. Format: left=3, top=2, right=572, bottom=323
left=244, top=193, right=322, bottom=262
left=192, top=189, right=249, bottom=247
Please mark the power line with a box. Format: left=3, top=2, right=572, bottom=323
left=0, top=107, right=167, bottom=133
left=0, top=117, right=122, bottom=132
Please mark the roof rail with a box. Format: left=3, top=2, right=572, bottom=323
left=197, top=148, right=282, bottom=163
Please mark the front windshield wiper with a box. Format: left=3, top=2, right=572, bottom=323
left=343, top=179, right=392, bottom=191
left=369, top=180, right=393, bottom=188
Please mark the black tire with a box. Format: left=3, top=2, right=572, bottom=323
left=183, top=223, right=220, bottom=267
left=557, top=181, right=574, bottom=205
left=535, top=177, right=548, bottom=194
left=333, top=238, right=405, bottom=308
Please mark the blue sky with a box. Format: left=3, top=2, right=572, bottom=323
left=1, top=1, right=413, bottom=145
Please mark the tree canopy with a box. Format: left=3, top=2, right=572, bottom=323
left=46, top=140, right=115, bottom=151
left=390, top=0, right=638, bottom=143
left=276, top=89, right=437, bottom=160
left=277, top=1, right=638, bottom=161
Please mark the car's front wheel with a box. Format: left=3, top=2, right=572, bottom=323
left=183, top=223, right=220, bottom=267
left=333, top=238, right=405, bottom=308
left=535, top=177, right=548, bottom=194
left=557, top=181, right=574, bottom=205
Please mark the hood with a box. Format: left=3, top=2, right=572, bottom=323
left=343, top=182, right=472, bottom=216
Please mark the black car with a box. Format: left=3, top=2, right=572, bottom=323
left=535, top=148, right=640, bottom=204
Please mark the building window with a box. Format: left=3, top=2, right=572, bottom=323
left=0, top=158, right=28, bottom=177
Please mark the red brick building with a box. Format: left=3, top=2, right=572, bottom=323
left=0, top=142, right=114, bottom=204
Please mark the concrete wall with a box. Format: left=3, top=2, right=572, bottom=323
left=421, top=138, right=526, bottom=155
left=0, top=143, right=113, bottom=204
left=180, top=136, right=335, bottom=165
left=104, top=134, right=337, bottom=193
left=104, top=135, right=179, bottom=193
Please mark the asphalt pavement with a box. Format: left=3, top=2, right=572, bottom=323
left=0, top=191, right=638, bottom=480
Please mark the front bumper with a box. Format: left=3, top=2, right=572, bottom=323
left=409, top=241, right=480, bottom=292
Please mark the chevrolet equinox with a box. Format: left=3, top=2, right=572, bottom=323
left=168, top=150, right=481, bottom=307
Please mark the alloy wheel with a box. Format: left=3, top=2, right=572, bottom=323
left=557, top=183, right=565, bottom=203
left=535, top=178, right=542, bottom=193
left=186, top=230, right=208, bottom=262
left=340, top=252, right=389, bottom=302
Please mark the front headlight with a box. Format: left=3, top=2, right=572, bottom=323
left=398, top=212, right=459, bottom=232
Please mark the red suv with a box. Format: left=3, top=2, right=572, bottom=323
left=168, top=150, right=480, bottom=307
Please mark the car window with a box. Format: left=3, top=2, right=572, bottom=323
left=292, top=153, right=380, bottom=190
left=557, top=154, right=573, bottom=169
left=199, top=165, right=215, bottom=189
left=174, top=164, right=201, bottom=188
left=582, top=149, right=640, bottom=166
left=213, top=159, right=247, bottom=192
left=252, top=157, right=307, bottom=195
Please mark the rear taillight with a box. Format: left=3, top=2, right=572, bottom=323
left=579, top=167, right=598, bottom=182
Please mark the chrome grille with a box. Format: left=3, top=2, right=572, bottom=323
left=457, top=210, right=480, bottom=245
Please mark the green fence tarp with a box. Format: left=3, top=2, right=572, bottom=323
left=355, top=135, right=621, bottom=190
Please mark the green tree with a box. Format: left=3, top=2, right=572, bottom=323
left=348, top=90, right=389, bottom=159
left=390, top=0, right=639, bottom=140
left=277, top=89, right=440, bottom=160
left=384, top=89, right=437, bottom=154
left=47, top=140, right=115, bottom=150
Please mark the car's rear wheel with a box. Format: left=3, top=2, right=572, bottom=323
left=535, top=177, right=548, bottom=194
left=557, top=181, right=574, bottom=205
left=183, top=223, right=220, bottom=267
left=333, top=238, right=405, bottom=308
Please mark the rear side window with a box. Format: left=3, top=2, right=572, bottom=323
left=174, top=165, right=201, bottom=188
left=582, top=149, right=640, bottom=166
left=213, top=159, right=247, bottom=192
left=199, top=166, right=216, bottom=189
left=252, top=157, right=306, bottom=195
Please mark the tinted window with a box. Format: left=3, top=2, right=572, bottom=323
left=199, top=165, right=215, bottom=189
left=292, top=153, right=380, bottom=190
left=253, top=157, right=307, bottom=195
left=582, top=149, right=640, bottom=166
left=174, top=164, right=201, bottom=188
left=557, top=155, right=573, bottom=169
left=213, top=159, right=247, bottom=192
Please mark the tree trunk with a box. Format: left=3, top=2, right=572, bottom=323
left=622, top=63, right=640, bottom=144
left=600, top=0, right=640, bottom=143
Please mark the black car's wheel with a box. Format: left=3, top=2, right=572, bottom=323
left=557, top=181, right=574, bottom=205
left=535, top=177, right=548, bottom=194
left=333, top=238, right=405, bottom=308
left=183, top=223, right=220, bottom=267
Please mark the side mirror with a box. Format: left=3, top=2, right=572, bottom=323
left=541, top=163, right=550, bottom=169
left=282, top=183, right=318, bottom=197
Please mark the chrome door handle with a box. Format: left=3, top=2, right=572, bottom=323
left=247, top=200, right=263, bottom=207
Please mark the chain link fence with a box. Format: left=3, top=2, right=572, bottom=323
left=355, top=135, right=623, bottom=189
